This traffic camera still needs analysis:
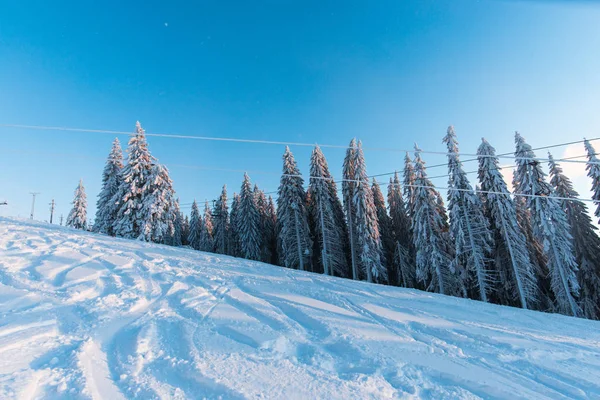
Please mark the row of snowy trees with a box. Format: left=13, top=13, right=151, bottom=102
left=81, top=122, right=600, bottom=320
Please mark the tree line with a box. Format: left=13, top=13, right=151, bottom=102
left=66, top=122, right=600, bottom=320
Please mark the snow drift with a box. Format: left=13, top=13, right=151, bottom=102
left=1, top=218, right=599, bottom=399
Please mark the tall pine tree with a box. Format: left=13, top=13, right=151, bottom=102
left=352, top=141, right=386, bottom=283
left=66, top=180, right=87, bottom=230
left=444, top=126, right=494, bottom=302
left=277, top=147, right=312, bottom=270
left=138, top=163, right=176, bottom=243
left=343, top=139, right=359, bottom=279
left=238, top=174, right=263, bottom=261
left=549, top=153, right=600, bottom=319
left=512, top=133, right=551, bottom=309
left=513, top=133, right=580, bottom=316
left=388, top=172, right=414, bottom=288
left=113, top=122, right=155, bottom=239
left=188, top=200, right=201, bottom=250
left=403, top=152, right=417, bottom=221
left=411, top=144, right=460, bottom=295
left=265, top=196, right=278, bottom=265
left=478, top=138, right=538, bottom=309
left=372, top=178, right=395, bottom=281
left=199, top=201, right=214, bottom=252
left=308, top=145, right=349, bottom=277
left=584, top=139, right=600, bottom=225
left=254, top=185, right=272, bottom=263
left=95, top=138, right=123, bottom=236
left=212, top=185, right=229, bottom=255
left=229, top=193, right=242, bottom=257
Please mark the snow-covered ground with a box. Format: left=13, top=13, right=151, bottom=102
left=1, top=218, right=599, bottom=400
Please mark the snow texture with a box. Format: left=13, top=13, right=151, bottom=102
left=1, top=217, right=599, bottom=399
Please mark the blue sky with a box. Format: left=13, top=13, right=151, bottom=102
left=1, top=0, right=600, bottom=221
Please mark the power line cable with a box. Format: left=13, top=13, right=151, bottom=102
left=1, top=123, right=599, bottom=165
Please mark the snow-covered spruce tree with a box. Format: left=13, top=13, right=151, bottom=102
left=66, top=179, right=87, bottom=230
left=212, top=185, right=229, bottom=255
left=388, top=172, right=415, bottom=288
left=308, top=145, right=350, bottom=277
left=229, top=193, right=242, bottom=257
left=352, top=141, right=386, bottom=283
left=412, top=144, right=461, bottom=295
left=584, top=139, right=600, bottom=225
left=513, top=133, right=580, bottom=316
left=477, top=138, right=538, bottom=309
left=265, top=195, right=278, bottom=265
left=138, top=163, right=176, bottom=243
left=181, top=214, right=190, bottom=246
left=443, top=126, right=494, bottom=302
left=95, top=138, right=123, bottom=236
left=168, top=198, right=183, bottom=247
left=254, top=185, right=272, bottom=263
left=113, top=122, right=155, bottom=239
left=238, top=174, right=263, bottom=261
left=199, top=201, right=214, bottom=252
left=343, top=139, right=359, bottom=279
left=188, top=200, right=201, bottom=250
left=277, top=147, right=312, bottom=270
left=372, top=178, right=395, bottom=280
left=403, top=152, right=417, bottom=221
left=549, top=153, right=600, bottom=319
left=512, top=133, right=552, bottom=309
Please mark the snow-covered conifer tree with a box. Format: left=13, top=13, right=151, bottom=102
left=308, top=145, right=349, bottom=277
left=444, top=126, right=494, bottom=302
left=477, top=138, right=538, bottom=309
left=265, top=196, right=278, bottom=265
left=388, top=172, right=414, bottom=287
left=113, top=122, right=155, bottom=239
left=95, top=138, right=123, bottom=236
left=352, top=141, right=386, bottom=283
left=372, top=178, right=395, bottom=279
left=277, top=147, right=312, bottom=270
left=181, top=214, right=190, bottom=246
left=513, top=133, right=552, bottom=308
left=411, top=144, right=460, bottom=295
left=229, top=193, right=242, bottom=257
left=343, top=139, right=359, bottom=278
left=188, top=200, right=201, bottom=250
left=254, top=185, right=272, bottom=263
left=66, top=180, right=87, bottom=230
left=513, top=133, right=580, bottom=316
left=403, top=153, right=417, bottom=221
left=168, top=198, right=183, bottom=247
left=212, top=185, right=229, bottom=255
left=549, top=153, right=600, bottom=319
left=138, top=163, right=175, bottom=243
left=199, top=201, right=214, bottom=252
left=238, top=174, right=263, bottom=261
left=584, top=139, right=600, bottom=225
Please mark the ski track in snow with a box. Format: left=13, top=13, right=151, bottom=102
left=1, top=217, right=599, bottom=399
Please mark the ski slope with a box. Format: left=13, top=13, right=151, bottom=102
left=1, top=218, right=599, bottom=399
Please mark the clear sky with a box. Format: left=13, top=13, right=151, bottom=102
left=1, top=0, right=600, bottom=221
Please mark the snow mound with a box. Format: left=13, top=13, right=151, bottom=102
left=1, top=218, right=599, bottom=399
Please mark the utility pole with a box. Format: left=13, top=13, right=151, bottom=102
left=319, top=196, right=329, bottom=276
left=30, top=192, right=40, bottom=220
left=60, top=214, right=64, bottom=226
left=49, top=199, right=55, bottom=224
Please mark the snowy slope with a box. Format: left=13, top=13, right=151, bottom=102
left=1, top=218, right=599, bottom=400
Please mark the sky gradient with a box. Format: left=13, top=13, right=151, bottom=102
left=1, top=0, right=600, bottom=221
